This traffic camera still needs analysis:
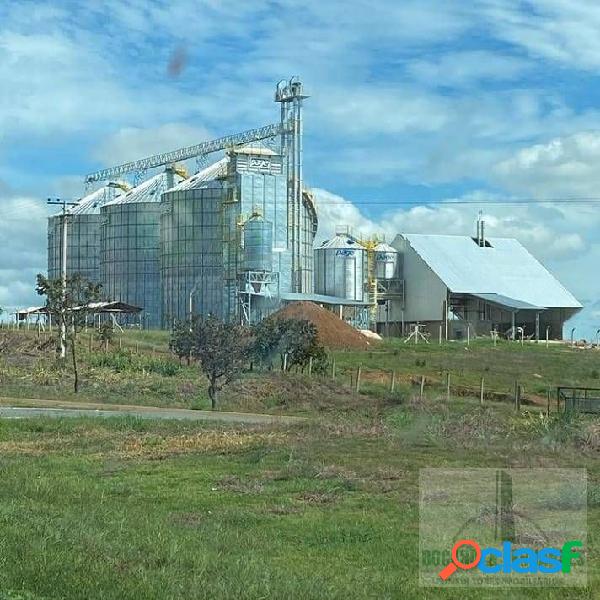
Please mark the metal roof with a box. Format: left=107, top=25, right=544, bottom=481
left=57, top=187, right=124, bottom=216
left=469, top=293, right=544, bottom=312
left=398, top=234, right=582, bottom=309
left=374, top=241, right=397, bottom=253
left=104, top=171, right=184, bottom=206
left=317, top=234, right=364, bottom=250
left=171, top=157, right=229, bottom=191
left=280, top=292, right=370, bottom=306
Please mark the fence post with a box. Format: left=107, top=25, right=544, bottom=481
left=283, top=353, right=288, bottom=372
left=308, top=356, right=313, bottom=377
left=547, top=388, right=551, bottom=417
left=89, top=334, right=93, bottom=353
left=514, top=380, right=520, bottom=411
left=355, top=365, right=362, bottom=393
left=119, top=337, right=122, bottom=350
left=480, top=377, right=484, bottom=405
left=104, top=338, right=109, bottom=353
left=446, top=372, right=451, bottom=402
left=420, top=375, right=425, bottom=402
left=331, top=357, right=336, bottom=380
left=390, top=370, right=396, bottom=393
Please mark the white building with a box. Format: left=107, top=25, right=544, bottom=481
left=389, top=232, right=582, bottom=340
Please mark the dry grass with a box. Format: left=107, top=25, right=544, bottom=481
left=119, top=430, right=286, bottom=459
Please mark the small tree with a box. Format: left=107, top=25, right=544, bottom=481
left=251, top=317, right=328, bottom=373
left=170, top=320, right=194, bottom=365
left=172, top=316, right=249, bottom=409
left=36, top=274, right=102, bottom=392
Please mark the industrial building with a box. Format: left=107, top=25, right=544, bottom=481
left=47, top=184, right=126, bottom=284
left=46, top=78, right=581, bottom=338
left=390, top=229, right=582, bottom=340
left=100, top=168, right=185, bottom=329
left=49, top=78, right=321, bottom=328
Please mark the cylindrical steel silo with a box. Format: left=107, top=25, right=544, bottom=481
left=243, top=214, right=273, bottom=272
left=160, top=178, right=225, bottom=327
left=374, top=242, right=399, bottom=280
left=47, top=186, right=123, bottom=283
left=314, top=234, right=366, bottom=301
left=100, top=169, right=183, bottom=329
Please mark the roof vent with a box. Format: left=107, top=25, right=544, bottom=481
left=473, top=211, right=492, bottom=247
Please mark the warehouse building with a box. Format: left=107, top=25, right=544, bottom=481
left=391, top=230, right=582, bottom=340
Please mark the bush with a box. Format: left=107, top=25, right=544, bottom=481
left=88, top=350, right=181, bottom=376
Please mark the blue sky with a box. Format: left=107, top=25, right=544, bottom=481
left=2, top=0, right=600, bottom=334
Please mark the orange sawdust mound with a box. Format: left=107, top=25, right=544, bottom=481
left=269, top=301, right=373, bottom=350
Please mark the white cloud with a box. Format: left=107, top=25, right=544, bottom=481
left=495, top=131, right=600, bottom=197
left=92, top=123, right=213, bottom=167
left=407, top=51, right=531, bottom=87
left=314, top=187, right=589, bottom=264
left=483, top=0, right=600, bottom=71
left=0, top=195, right=49, bottom=311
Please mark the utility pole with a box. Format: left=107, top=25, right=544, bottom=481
left=47, top=198, right=77, bottom=359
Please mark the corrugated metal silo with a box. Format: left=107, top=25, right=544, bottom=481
left=314, top=234, right=366, bottom=301
left=243, top=214, right=273, bottom=272
left=47, top=186, right=123, bottom=283
left=100, top=168, right=184, bottom=328
left=374, top=242, right=399, bottom=280
left=160, top=167, right=227, bottom=327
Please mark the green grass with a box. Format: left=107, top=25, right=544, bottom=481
left=1, top=330, right=599, bottom=597
left=0, top=397, right=597, bottom=599
left=333, top=337, right=600, bottom=400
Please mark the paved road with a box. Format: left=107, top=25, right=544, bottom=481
left=0, top=400, right=302, bottom=425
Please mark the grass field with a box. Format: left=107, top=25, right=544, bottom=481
left=0, top=329, right=599, bottom=598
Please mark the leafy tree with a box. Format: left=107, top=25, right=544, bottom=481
left=171, top=316, right=249, bottom=409
left=36, top=274, right=102, bottom=392
left=251, top=318, right=328, bottom=374
left=169, top=320, right=194, bottom=365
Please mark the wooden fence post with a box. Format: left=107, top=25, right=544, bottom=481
left=119, top=337, right=122, bottom=350
left=419, top=375, right=425, bottom=401
left=308, top=356, right=313, bottom=377
left=390, top=370, right=396, bottom=393
left=89, top=334, right=93, bottom=353
left=547, top=388, right=551, bottom=417
left=104, top=338, right=109, bottom=353
left=446, top=372, right=451, bottom=402
left=331, top=358, right=336, bottom=380
left=355, top=365, right=362, bottom=393
left=514, top=380, right=521, bottom=411
left=283, top=353, right=288, bottom=372
left=480, top=377, right=485, bottom=405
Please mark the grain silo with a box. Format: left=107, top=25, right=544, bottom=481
left=160, top=172, right=226, bottom=327
left=100, top=168, right=184, bottom=328
left=160, top=148, right=317, bottom=327
left=373, top=241, right=404, bottom=334
left=243, top=213, right=273, bottom=272
left=47, top=185, right=124, bottom=283
left=374, top=241, right=400, bottom=280
left=314, top=234, right=367, bottom=301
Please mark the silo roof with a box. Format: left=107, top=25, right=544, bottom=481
left=317, top=234, right=364, bottom=250
left=374, top=242, right=396, bottom=253
left=171, top=157, right=229, bottom=191
left=58, top=187, right=123, bottom=216
left=104, top=171, right=184, bottom=206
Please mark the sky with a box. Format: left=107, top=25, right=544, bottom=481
left=1, top=0, right=600, bottom=335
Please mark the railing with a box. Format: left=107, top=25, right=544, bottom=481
left=557, top=386, right=600, bottom=414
